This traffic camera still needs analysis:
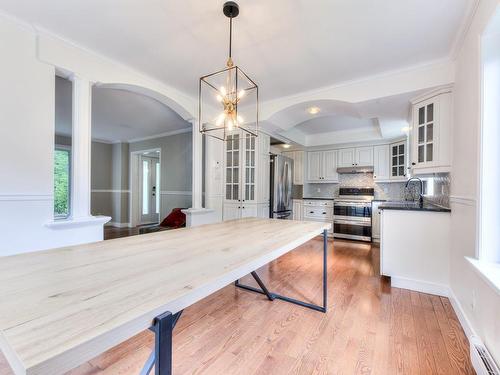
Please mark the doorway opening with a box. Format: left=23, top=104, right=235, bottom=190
left=130, top=149, right=161, bottom=227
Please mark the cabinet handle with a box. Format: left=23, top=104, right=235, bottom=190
left=309, top=211, right=314, bottom=214
left=322, top=212, right=326, bottom=215
left=412, top=162, right=416, bottom=166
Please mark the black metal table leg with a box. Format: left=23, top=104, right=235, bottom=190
left=154, top=311, right=174, bottom=375
left=235, top=229, right=329, bottom=313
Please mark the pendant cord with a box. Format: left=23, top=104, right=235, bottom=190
left=229, top=16, right=233, bottom=59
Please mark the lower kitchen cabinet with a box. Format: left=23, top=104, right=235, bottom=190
left=302, top=200, right=334, bottom=236
left=292, top=200, right=303, bottom=220
left=371, top=201, right=383, bottom=242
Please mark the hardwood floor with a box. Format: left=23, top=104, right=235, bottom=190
left=0, top=238, right=474, bottom=375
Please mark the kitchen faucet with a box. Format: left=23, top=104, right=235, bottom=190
left=405, top=177, right=424, bottom=205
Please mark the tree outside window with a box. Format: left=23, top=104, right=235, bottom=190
left=54, top=147, right=71, bottom=218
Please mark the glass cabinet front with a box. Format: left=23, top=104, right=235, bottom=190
left=417, top=102, right=435, bottom=164
left=225, top=132, right=257, bottom=203
left=225, top=133, right=240, bottom=201
left=391, top=141, right=406, bottom=178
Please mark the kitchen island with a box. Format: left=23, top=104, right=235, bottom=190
left=380, top=202, right=451, bottom=296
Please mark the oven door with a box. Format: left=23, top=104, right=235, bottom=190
left=333, top=218, right=372, bottom=242
left=334, top=202, right=372, bottom=219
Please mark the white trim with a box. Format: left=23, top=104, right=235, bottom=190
left=45, top=215, right=111, bottom=229
left=391, top=276, right=450, bottom=297
left=450, top=0, right=481, bottom=60
left=448, top=289, right=477, bottom=340
left=91, top=189, right=130, bottom=194
left=450, top=195, right=477, bottom=206
left=160, top=191, right=192, bottom=196
left=127, top=128, right=192, bottom=143
left=105, top=221, right=131, bottom=228
left=0, top=194, right=53, bottom=202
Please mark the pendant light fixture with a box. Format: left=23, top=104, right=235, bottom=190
left=199, top=1, right=259, bottom=141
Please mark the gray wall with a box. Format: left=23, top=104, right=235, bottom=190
left=90, top=141, right=130, bottom=224
left=129, top=131, right=192, bottom=219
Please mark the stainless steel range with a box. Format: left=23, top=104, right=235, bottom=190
left=334, top=187, right=374, bottom=242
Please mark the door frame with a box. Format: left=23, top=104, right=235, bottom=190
left=129, top=148, right=161, bottom=227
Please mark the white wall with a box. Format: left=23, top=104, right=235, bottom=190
left=450, top=0, right=500, bottom=363
left=0, top=16, right=107, bottom=256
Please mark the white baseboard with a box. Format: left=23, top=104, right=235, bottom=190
left=391, top=276, right=450, bottom=297
left=105, top=222, right=131, bottom=228
left=448, top=289, right=477, bottom=340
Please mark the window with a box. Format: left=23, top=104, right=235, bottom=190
left=54, top=146, right=71, bottom=218
left=54, top=76, right=73, bottom=219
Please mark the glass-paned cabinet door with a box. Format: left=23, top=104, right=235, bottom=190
left=225, top=133, right=240, bottom=201
left=416, top=101, right=435, bottom=164
left=244, top=134, right=256, bottom=202
left=391, top=141, right=406, bottom=178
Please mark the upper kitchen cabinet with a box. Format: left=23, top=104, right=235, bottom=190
left=356, top=146, right=374, bottom=166
left=410, top=86, right=452, bottom=174
left=282, top=150, right=304, bottom=185
left=223, top=131, right=270, bottom=220
left=337, top=147, right=374, bottom=167
left=373, top=144, right=390, bottom=181
left=390, top=140, right=407, bottom=180
left=306, top=150, right=339, bottom=183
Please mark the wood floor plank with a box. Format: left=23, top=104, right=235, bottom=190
left=0, top=237, right=475, bottom=375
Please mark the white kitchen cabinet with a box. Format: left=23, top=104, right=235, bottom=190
left=390, top=141, right=407, bottom=180
left=373, top=145, right=390, bottom=181
left=306, top=150, right=339, bottom=183
left=410, top=87, right=452, bottom=174
left=293, top=151, right=304, bottom=185
left=223, top=131, right=270, bottom=220
left=338, top=147, right=373, bottom=167
left=371, top=201, right=383, bottom=242
left=306, top=151, right=322, bottom=182
left=292, top=200, right=303, bottom=220
left=283, top=150, right=305, bottom=185
left=337, top=148, right=356, bottom=167
left=323, top=150, right=339, bottom=181
left=356, top=146, right=374, bottom=166
left=302, top=199, right=334, bottom=236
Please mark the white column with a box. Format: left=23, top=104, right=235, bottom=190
left=191, top=119, right=203, bottom=209
left=182, top=119, right=217, bottom=226
left=70, top=75, right=92, bottom=219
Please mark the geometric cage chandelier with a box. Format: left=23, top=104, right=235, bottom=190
left=199, top=1, right=259, bottom=141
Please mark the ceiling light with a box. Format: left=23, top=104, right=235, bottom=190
left=282, top=144, right=291, bottom=149
left=199, top=1, right=258, bottom=141
left=401, top=126, right=410, bottom=133
left=308, top=106, right=321, bottom=115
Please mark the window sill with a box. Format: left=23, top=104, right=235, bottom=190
left=466, top=257, right=500, bottom=296
left=46, top=215, right=111, bottom=229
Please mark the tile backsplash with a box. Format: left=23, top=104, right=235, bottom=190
left=302, top=172, right=450, bottom=207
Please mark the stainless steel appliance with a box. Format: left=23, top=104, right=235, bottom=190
left=270, top=155, right=293, bottom=219
left=334, top=187, right=374, bottom=241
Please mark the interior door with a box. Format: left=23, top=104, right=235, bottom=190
left=140, top=155, right=160, bottom=224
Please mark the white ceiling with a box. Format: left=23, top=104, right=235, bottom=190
left=1, top=0, right=470, bottom=103
left=295, top=115, right=375, bottom=135
left=55, top=77, right=190, bottom=143
left=272, top=90, right=427, bottom=146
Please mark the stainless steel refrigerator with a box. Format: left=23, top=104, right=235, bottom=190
left=270, top=154, right=294, bottom=219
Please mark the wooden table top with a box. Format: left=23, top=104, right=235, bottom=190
left=0, top=218, right=330, bottom=375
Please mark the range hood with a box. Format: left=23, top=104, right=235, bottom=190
left=337, top=165, right=374, bottom=174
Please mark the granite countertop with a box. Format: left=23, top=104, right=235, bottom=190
left=378, top=201, right=451, bottom=212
